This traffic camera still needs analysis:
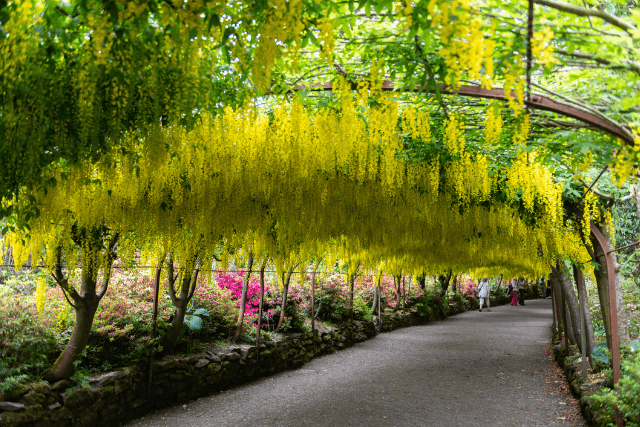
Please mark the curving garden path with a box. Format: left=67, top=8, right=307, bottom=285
left=129, top=299, right=586, bottom=427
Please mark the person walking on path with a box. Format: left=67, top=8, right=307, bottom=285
left=478, top=277, right=491, bottom=312
left=518, top=277, right=526, bottom=306
left=509, top=279, right=518, bottom=306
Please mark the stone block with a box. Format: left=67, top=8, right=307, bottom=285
left=131, top=398, right=146, bottom=409
left=77, top=407, right=97, bottom=426
left=114, top=378, right=132, bottom=394
left=61, top=389, right=93, bottom=408
left=206, top=354, right=222, bottom=363
left=206, top=372, right=222, bottom=385
left=222, top=369, right=238, bottom=383
left=195, top=359, right=210, bottom=368
left=32, top=382, right=52, bottom=396
left=90, top=371, right=125, bottom=389
left=1, top=384, right=30, bottom=401
left=153, top=360, right=179, bottom=373
left=19, top=391, right=45, bottom=407
left=260, top=350, right=272, bottom=358
left=47, top=403, right=62, bottom=411
left=0, top=401, right=25, bottom=412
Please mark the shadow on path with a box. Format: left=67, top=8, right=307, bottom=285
left=128, top=299, right=586, bottom=427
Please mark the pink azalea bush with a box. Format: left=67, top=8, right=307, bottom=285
left=215, top=271, right=270, bottom=321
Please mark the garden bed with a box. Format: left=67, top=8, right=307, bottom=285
left=0, top=292, right=520, bottom=427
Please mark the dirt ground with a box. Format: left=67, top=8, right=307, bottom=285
left=128, top=299, right=586, bottom=427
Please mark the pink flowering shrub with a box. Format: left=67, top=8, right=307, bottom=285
left=215, top=271, right=269, bottom=320
left=460, top=277, right=478, bottom=298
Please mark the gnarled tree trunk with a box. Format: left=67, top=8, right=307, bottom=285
left=551, top=262, right=585, bottom=351
left=276, top=265, right=295, bottom=331
left=437, top=270, right=452, bottom=296
left=591, top=218, right=631, bottom=351
left=164, top=256, right=201, bottom=353
left=45, top=231, right=119, bottom=381
left=233, top=250, right=254, bottom=343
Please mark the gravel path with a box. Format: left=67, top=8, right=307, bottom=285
left=128, top=299, right=586, bottom=427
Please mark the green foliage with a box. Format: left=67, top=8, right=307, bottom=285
left=0, top=296, right=59, bottom=390
left=588, top=351, right=640, bottom=426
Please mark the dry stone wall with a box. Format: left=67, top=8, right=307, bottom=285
left=0, top=294, right=518, bottom=427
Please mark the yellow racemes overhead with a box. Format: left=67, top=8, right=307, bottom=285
left=3, top=81, right=591, bottom=279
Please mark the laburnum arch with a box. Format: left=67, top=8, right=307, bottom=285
left=1, top=1, right=638, bottom=419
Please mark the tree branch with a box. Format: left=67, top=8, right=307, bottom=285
left=51, top=248, right=80, bottom=308
left=186, top=259, right=201, bottom=302
left=533, top=0, right=637, bottom=35
left=97, top=232, right=120, bottom=300
left=166, top=256, right=180, bottom=306
left=556, top=48, right=640, bottom=77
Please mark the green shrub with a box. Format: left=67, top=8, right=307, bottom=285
left=0, top=296, right=59, bottom=390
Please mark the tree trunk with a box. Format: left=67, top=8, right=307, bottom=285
left=164, top=258, right=200, bottom=353
left=591, top=218, right=631, bottom=350
left=233, top=251, right=254, bottom=343
left=572, top=264, right=596, bottom=366
left=349, top=274, right=355, bottom=324
left=549, top=272, right=567, bottom=341
left=563, top=296, right=576, bottom=345
left=417, top=273, right=426, bottom=291
left=369, top=279, right=377, bottom=314
left=257, top=263, right=266, bottom=348
left=45, top=295, right=98, bottom=381
left=311, top=266, right=316, bottom=352
left=437, top=270, right=452, bottom=296
left=635, top=179, right=640, bottom=220
left=551, top=263, right=583, bottom=350
left=45, top=231, right=119, bottom=381
left=494, top=274, right=503, bottom=295
left=276, top=266, right=295, bottom=331
left=394, top=274, right=402, bottom=311
left=402, top=276, right=406, bottom=311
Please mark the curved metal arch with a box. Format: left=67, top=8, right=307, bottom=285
left=278, top=81, right=634, bottom=145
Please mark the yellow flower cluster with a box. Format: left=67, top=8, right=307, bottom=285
left=252, top=0, right=307, bottom=91
left=610, top=128, right=640, bottom=186
left=317, top=19, right=336, bottom=63
left=484, top=102, right=502, bottom=147
left=4, top=81, right=588, bottom=283
left=428, top=0, right=495, bottom=89
left=531, top=27, right=555, bottom=69
left=394, top=0, right=414, bottom=31
left=444, top=114, right=465, bottom=156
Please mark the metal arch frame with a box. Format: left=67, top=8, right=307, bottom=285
left=277, top=81, right=634, bottom=145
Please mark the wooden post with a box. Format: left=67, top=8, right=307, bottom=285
left=311, top=266, right=316, bottom=355
left=148, top=260, right=164, bottom=398
left=377, top=273, right=382, bottom=324
left=256, top=264, right=265, bottom=363
left=402, top=276, right=407, bottom=312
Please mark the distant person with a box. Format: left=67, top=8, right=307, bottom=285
left=508, top=279, right=518, bottom=306
left=518, top=277, right=526, bottom=306
left=478, top=277, right=491, bottom=312
left=542, top=277, right=551, bottom=298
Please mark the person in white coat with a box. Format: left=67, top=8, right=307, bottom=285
left=478, top=277, right=491, bottom=312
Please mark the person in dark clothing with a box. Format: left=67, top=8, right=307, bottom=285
left=542, top=277, right=551, bottom=298
left=517, top=277, right=526, bottom=306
